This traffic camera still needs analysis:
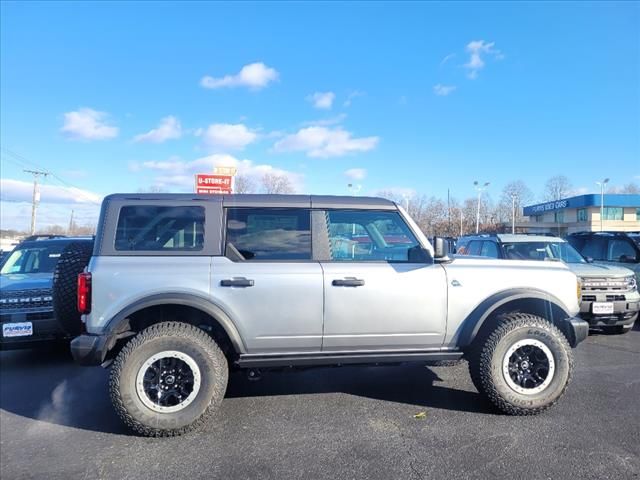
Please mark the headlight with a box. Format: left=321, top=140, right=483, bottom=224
left=626, top=275, right=637, bottom=292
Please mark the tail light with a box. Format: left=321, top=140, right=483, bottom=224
left=77, top=272, right=92, bottom=314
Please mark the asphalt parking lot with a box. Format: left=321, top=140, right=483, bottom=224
left=1, top=325, right=639, bottom=480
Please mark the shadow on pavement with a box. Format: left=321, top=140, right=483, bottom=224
left=1, top=349, right=493, bottom=436
left=226, top=362, right=494, bottom=415
left=0, top=348, right=129, bottom=435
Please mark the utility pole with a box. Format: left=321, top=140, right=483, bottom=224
left=596, top=178, right=609, bottom=232
left=24, top=169, right=49, bottom=235
left=511, top=194, right=517, bottom=234
left=68, top=209, right=75, bottom=235
left=474, top=181, right=490, bottom=234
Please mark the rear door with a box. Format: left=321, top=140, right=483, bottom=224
left=316, top=209, right=447, bottom=351
left=210, top=207, right=324, bottom=354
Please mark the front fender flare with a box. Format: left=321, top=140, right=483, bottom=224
left=457, top=288, right=574, bottom=348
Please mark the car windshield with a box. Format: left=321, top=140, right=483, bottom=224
left=0, top=243, right=67, bottom=275
left=629, top=234, right=640, bottom=247
left=502, top=241, right=586, bottom=264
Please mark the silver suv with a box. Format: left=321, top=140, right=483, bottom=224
left=68, top=194, right=588, bottom=436
left=456, top=234, right=639, bottom=334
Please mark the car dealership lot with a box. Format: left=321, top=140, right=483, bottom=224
left=1, top=326, right=639, bottom=480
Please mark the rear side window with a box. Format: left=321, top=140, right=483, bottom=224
left=467, top=241, right=482, bottom=256
left=481, top=241, right=499, bottom=258
left=225, top=208, right=311, bottom=261
left=115, top=206, right=205, bottom=251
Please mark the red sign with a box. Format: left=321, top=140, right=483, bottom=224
left=195, top=174, right=232, bottom=194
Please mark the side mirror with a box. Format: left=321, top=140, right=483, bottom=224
left=433, top=237, right=450, bottom=262
left=585, top=256, right=594, bottom=263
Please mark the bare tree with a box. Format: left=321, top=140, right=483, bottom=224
left=137, top=185, right=168, bottom=193
left=233, top=174, right=256, bottom=194
left=543, top=175, right=572, bottom=201
left=498, top=180, right=533, bottom=223
left=260, top=173, right=295, bottom=194
left=615, top=182, right=640, bottom=194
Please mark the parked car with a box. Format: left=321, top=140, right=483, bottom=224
left=64, top=194, right=587, bottom=436
left=456, top=234, right=639, bottom=334
left=567, top=231, right=640, bottom=282
left=0, top=236, right=94, bottom=349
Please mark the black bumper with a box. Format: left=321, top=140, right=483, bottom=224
left=562, top=316, right=589, bottom=347
left=70, top=333, right=114, bottom=365
left=0, top=314, right=70, bottom=350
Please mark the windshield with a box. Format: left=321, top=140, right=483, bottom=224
left=0, top=243, right=67, bottom=275
left=629, top=234, right=640, bottom=247
left=502, top=241, right=586, bottom=264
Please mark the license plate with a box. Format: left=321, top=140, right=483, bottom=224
left=2, top=322, right=33, bottom=337
left=592, top=302, right=614, bottom=315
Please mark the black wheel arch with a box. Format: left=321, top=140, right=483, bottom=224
left=99, top=293, right=247, bottom=359
left=457, top=288, right=580, bottom=350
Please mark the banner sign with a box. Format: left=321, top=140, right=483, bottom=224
left=195, top=174, right=232, bottom=194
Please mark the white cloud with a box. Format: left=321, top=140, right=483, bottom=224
left=200, top=62, right=279, bottom=90
left=0, top=178, right=102, bottom=205
left=61, top=108, right=118, bottom=140
left=0, top=178, right=102, bottom=231
left=197, top=123, right=258, bottom=151
left=273, top=126, right=379, bottom=158
left=307, top=92, right=335, bottom=110
left=344, top=168, right=367, bottom=181
left=139, top=154, right=302, bottom=191
left=433, top=84, right=457, bottom=96
left=343, top=90, right=365, bottom=107
left=464, top=40, right=503, bottom=79
left=302, top=113, right=347, bottom=127
left=133, top=116, right=182, bottom=143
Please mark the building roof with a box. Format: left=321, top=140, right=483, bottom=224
left=523, top=194, right=640, bottom=216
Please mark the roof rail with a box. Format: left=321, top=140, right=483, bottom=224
left=22, top=234, right=67, bottom=241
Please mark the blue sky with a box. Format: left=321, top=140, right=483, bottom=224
left=1, top=1, right=639, bottom=229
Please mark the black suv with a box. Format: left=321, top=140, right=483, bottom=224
left=567, top=232, right=640, bottom=282
left=0, top=236, right=93, bottom=349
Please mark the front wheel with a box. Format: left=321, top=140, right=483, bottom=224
left=110, top=322, right=228, bottom=436
left=468, top=313, right=574, bottom=415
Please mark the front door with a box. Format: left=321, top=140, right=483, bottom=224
left=317, top=209, right=447, bottom=351
left=211, top=207, right=323, bottom=354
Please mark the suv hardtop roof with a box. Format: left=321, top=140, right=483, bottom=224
left=102, top=193, right=397, bottom=210
left=459, top=234, right=565, bottom=243
left=16, top=236, right=94, bottom=248
left=569, top=231, right=639, bottom=237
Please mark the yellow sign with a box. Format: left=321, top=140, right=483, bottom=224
left=213, top=166, right=237, bottom=176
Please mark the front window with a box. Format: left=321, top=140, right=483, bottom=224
left=602, top=207, right=623, bottom=221
left=577, top=208, right=588, bottom=222
left=325, top=210, right=420, bottom=262
left=502, top=241, right=586, bottom=263
left=0, top=242, right=67, bottom=274
left=608, top=239, right=637, bottom=262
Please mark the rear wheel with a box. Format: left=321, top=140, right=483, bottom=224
left=468, top=313, right=573, bottom=415
left=110, top=322, right=228, bottom=437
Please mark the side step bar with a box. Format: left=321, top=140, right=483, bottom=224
left=236, top=351, right=463, bottom=368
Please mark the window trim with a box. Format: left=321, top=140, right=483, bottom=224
left=317, top=208, right=431, bottom=264
left=223, top=207, right=314, bottom=263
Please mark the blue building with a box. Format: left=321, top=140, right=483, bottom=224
left=522, top=194, right=640, bottom=235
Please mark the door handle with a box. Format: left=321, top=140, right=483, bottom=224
left=220, top=278, right=254, bottom=287
left=332, top=278, right=365, bottom=287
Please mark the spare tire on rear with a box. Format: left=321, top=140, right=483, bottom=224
left=53, top=240, right=94, bottom=336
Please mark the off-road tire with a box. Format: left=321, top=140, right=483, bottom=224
left=109, top=322, right=228, bottom=437
left=52, top=241, right=94, bottom=335
left=467, top=313, right=573, bottom=415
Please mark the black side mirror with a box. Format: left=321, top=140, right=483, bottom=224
left=433, top=237, right=450, bottom=262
